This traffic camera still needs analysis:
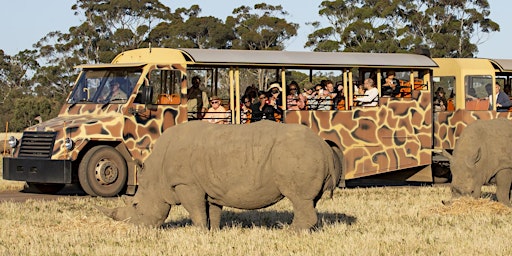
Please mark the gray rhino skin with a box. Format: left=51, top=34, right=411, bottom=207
left=443, top=118, right=512, bottom=206
left=100, top=120, right=343, bottom=230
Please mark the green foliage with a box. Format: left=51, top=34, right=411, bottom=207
left=9, top=96, right=61, bottom=132
left=149, top=5, right=235, bottom=49
left=228, top=3, right=298, bottom=50
left=308, top=0, right=499, bottom=57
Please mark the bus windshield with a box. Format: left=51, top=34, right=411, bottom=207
left=68, top=68, right=142, bottom=104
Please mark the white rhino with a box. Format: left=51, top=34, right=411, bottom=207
left=443, top=118, right=512, bottom=206
left=99, top=120, right=343, bottom=230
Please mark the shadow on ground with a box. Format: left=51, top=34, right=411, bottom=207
left=162, top=209, right=357, bottom=230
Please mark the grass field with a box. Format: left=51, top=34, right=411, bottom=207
left=0, top=185, right=510, bottom=255
left=1, top=159, right=511, bottom=255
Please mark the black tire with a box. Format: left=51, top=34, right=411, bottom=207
left=24, top=182, right=65, bottom=194
left=78, top=145, right=127, bottom=197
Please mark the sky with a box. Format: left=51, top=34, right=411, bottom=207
left=0, top=0, right=511, bottom=58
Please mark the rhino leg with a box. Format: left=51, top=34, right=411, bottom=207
left=175, top=185, right=208, bottom=229
left=495, top=169, right=512, bottom=207
left=207, top=202, right=222, bottom=230
left=289, top=198, right=317, bottom=230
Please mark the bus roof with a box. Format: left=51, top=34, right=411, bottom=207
left=179, top=48, right=438, bottom=69
left=489, top=59, right=512, bottom=72
left=75, top=63, right=146, bottom=69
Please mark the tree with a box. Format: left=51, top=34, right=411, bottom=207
left=0, top=50, right=39, bottom=132
left=149, top=5, right=235, bottom=49
left=228, top=3, right=298, bottom=50
left=307, top=0, right=499, bottom=57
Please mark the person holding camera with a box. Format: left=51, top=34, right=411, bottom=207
left=309, top=84, right=332, bottom=110
left=251, top=91, right=277, bottom=122
left=381, top=70, right=401, bottom=97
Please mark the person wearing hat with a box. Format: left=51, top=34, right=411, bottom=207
left=267, top=82, right=284, bottom=121
left=203, top=95, right=230, bottom=124
left=100, top=80, right=128, bottom=103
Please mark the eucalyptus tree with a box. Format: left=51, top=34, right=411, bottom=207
left=227, top=3, right=298, bottom=50
left=149, top=5, right=235, bottom=49
left=306, top=0, right=499, bottom=57
left=226, top=3, right=299, bottom=89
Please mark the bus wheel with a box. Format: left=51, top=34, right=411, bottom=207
left=25, top=182, right=65, bottom=194
left=79, top=145, right=127, bottom=197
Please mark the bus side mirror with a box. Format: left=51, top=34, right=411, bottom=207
left=142, top=86, right=153, bottom=104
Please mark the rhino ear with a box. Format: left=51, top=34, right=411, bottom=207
left=465, top=147, right=481, bottom=167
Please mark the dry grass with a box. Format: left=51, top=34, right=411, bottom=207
left=0, top=182, right=511, bottom=255
left=0, top=157, right=25, bottom=191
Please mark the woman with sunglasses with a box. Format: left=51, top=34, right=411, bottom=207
left=203, top=95, right=230, bottom=124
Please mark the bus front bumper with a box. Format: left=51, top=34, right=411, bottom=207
left=3, top=157, right=72, bottom=184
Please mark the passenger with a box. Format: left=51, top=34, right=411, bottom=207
left=286, top=81, right=306, bottom=110
left=244, top=84, right=259, bottom=104
left=267, top=82, right=284, bottom=120
left=355, top=83, right=365, bottom=95
left=203, top=95, right=230, bottom=124
left=381, top=70, right=401, bottom=97
left=309, top=84, right=332, bottom=110
left=334, top=81, right=346, bottom=110
left=268, top=82, right=283, bottom=107
left=188, top=76, right=209, bottom=120
left=433, top=87, right=447, bottom=112
left=325, top=80, right=337, bottom=109
left=100, top=80, right=128, bottom=102
left=251, top=91, right=277, bottom=122
left=494, top=83, right=511, bottom=112
left=354, top=78, right=379, bottom=107
left=241, top=95, right=253, bottom=124
left=467, top=87, right=478, bottom=100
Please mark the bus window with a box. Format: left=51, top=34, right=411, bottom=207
left=147, top=69, right=181, bottom=105
left=434, top=76, right=456, bottom=111
left=464, top=75, right=492, bottom=110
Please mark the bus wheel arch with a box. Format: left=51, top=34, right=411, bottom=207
left=78, top=145, right=128, bottom=197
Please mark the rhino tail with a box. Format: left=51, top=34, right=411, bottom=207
left=329, top=145, right=344, bottom=198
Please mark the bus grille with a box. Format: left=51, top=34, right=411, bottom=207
left=18, top=132, right=57, bottom=158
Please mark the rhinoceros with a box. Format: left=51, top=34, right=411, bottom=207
left=443, top=118, right=512, bottom=206
left=99, top=120, right=343, bottom=230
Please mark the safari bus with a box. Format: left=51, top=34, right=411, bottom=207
left=430, top=58, right=512, bottom=181
left=3, top=47, right=510, bottom=196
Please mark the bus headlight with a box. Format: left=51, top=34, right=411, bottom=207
left=8, top=136, right=18, bottom=148
left=64, top=138, right=74, bottom=150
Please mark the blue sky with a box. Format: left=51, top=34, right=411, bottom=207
left=0, top=0, right=510, bottom=58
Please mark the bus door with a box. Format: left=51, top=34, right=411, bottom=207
left=125, top=67, right=183, bottom=160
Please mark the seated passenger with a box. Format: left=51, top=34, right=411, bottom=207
left=251, top=91, right=277, bottom=122
left=241, top=95, right=253, bottom=124
left=286, top=81, right=306, bottom=110
left=100, top=80, right=128, bottom=102
left=309, top=84, right=332, bottom=110
left=354, top=78, right=379, bottom=107
left=466, top=87, right=478, bottom=100
left=203, top=96, right=229, bottom=124
left=381, top=70, right=400, bottom=97
left=434, top=87, right=447, bottom=112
